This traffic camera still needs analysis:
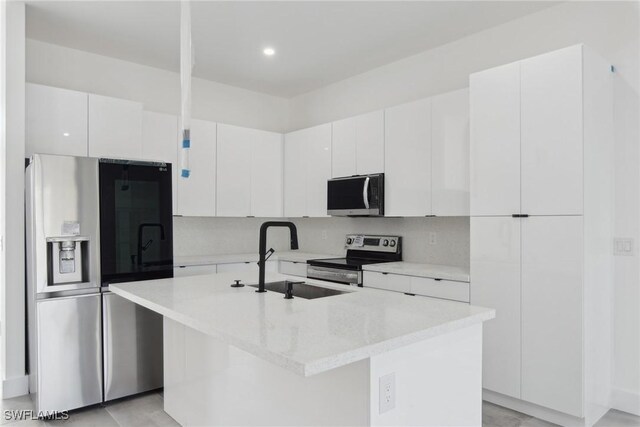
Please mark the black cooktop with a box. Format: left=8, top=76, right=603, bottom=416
left=307, top=257, right=392, bottom=271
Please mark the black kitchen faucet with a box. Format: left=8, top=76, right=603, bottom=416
left=257, top=221, right=299, bottom=293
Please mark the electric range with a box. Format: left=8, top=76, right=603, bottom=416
left=307, top=234, right=402, bottom=286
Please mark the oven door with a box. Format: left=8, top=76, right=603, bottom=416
left=99, top=159, right=174, bottom=286
left=327, top=174, right=384, bottom=216
left=307, top=265, right=362, bottom=286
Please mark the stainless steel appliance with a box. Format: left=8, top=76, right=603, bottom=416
left=26, top=154, right=173, bottom=413
left=307, top=234, right=401, bottom=286
left=327, top=173, right=384, bottom=216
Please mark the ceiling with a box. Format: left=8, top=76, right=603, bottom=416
left=26, top=1, right=557, bottom=98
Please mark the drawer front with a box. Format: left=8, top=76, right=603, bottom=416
left=279, top=260, right=307, bottom=277
left=363, top=271, right=411, bottom=293
left=410, top=277, right=469, bottom=302
left=217, top=262, right=258, bottom=273
left=173, top=265, right=217, bottom=277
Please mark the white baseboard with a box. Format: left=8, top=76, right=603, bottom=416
left=611, top=387, right=640, bottom=416
left=2, top=375, right=29, bottom=399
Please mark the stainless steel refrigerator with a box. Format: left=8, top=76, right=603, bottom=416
left=26, top=154, right=173, bottom=413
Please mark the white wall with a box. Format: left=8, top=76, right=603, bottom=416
left=286, top=1, right=640, bottom=412
left=26, top=39, right=290, bottom=133
left=1, top=1, right=27, bottom=398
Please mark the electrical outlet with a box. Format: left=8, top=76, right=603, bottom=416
left=614, top=238, right=635, bottom=256
left=321, top=230, right=328, bottom=240
left=428, top=232, right=437, bottom=245
left=379, top=373, right=395, bottom=414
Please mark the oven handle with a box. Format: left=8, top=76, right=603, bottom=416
left=362, top=176, right=370, bottom=209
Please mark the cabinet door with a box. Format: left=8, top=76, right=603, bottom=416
left=304, top=124, right=332, bottom=217
left=26, top=83, right=88, bottom=157
left=283, top=132, right=307, bottom=217
left=356, top=110, right=385, bottom=175
left=384, top=98, right=432, bottom=216
left=410, top=277, right=469, bottom=303
left=251, top=131, right=283, bottom=217
left=216, top=124, right=252, bottom=217
left=432, top=89, right=470, bottom=216
left=142, top=111, right=178, bottom=213
left=521, top=46, right=583, bottom=215
left=521, top=216, right=583, bottom=416
left=470, top=216, right=521, bottom=398
left=176, top=119, right=216, bottom=217
left=363, top=271, right=411, bottom=293
left=331, top=117, right=357, bottom=178
left=216, top=262, right=258, bottom=273
left=88, top=94, right=142, bottom=159
left=173, top=265, right=217, bottom=277
left=470, top=62, right=520, bottom=216
left=278, top=261, right=307, bottom=277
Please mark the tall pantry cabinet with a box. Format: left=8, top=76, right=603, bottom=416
left=470, top=45, right=613, bottom=426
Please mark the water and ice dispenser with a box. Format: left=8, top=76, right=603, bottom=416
left=46, top=236, right=90, bottom=285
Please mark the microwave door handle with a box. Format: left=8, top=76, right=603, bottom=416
left=362, top=176, right=370, bottom=209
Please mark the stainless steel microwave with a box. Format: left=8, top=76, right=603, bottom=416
left=327, top=173, right=384, bottom=216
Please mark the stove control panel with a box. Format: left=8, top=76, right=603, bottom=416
left=345, top=234, right=401, bottom=253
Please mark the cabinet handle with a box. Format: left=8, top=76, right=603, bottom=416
left=434, top=278, right=442, bottom=281
left=381, top=272, right=388, bottom=275
left=512, top=214, right=529, bottom=218
left=404, top=293, right=416, bottom=296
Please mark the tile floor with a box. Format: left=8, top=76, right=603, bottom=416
left=1, top=392, right=638, bottom=427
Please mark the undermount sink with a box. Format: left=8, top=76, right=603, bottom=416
left=248, top=281, right=350, bottom=300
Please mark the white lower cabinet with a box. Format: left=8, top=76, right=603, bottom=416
left=410, top=277, right=469, bottom=303
left=363, top=271, right=411, bottom=293
left=216, top=261, right=277, bottom=274
left=278, top=261, right=307, bottom=277
left=521, top=216, right=583, bottom=416
left=470, top=216, right=521, bottom=398
left=173, top=264, right=217, bottom=278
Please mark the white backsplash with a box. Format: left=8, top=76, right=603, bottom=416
left=174, top=216, right=470, bottom=268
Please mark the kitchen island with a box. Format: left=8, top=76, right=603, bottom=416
left=111, top=272, right=494, bottom=426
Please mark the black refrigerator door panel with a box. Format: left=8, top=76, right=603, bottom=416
left=99, top=160, right=174, bottom=285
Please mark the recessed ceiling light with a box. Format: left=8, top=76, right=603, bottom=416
left=63, top=132, right=70, bottom=137
left=263, top=47, right=275, bottom=56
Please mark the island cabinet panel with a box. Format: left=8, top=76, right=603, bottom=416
left=142, top=111, right=179, bottom=214
left=176, top=119, right=217, bottom=217
left=469, top=62, right=520, bottom=216
left=88, top=94, right=143, bottom=159
left=26, top=83, right=88, bottom=157
left=363, top=271, right=411, bottom=294
left=283, top=123, right=332, bottom=217
left=384, top=98, right=432, bottom=216
left=331, top=110, right=384, bottom=178
left=470, top=216, right=521, bottom=399
left=521, top=216, right=583, bottom=417
left=431, top=88, right=470, bottom=216
left=216, top=124, right=252, bottom=217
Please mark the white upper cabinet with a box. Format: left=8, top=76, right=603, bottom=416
left=26, top=83, right=88, bottom=157
left=520, top=46, right=583, bottom=215
left=431, top=88, right=470, bottom=216
left=384, top=98, right=432, bottom=216
left=284, top=132, right=307, bottom=217
left=142, top=111, right=179, bottom=213
left=88, top=94, right=143, bottom=159
left=284, top=124, right=332, bottom=217
left=216, top=124, right=252, bottom=217
left=251, top=131, right=283, bottom=217
left=176, top=119, right=217, bottom=217
left=217, top=124, right=283, bottom=217
left=304, top=124, right=332, bottom=217
left=331, top=110, right=384, bottom=178
left=470, top=62, right=521, bottom=216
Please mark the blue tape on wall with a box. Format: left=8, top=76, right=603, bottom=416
left=181, top=169, right=190, bottom=178
left=182, top=139, right=191, bottom=148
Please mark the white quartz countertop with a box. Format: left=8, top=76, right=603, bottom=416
left=362, top=262, right=470, bottom=282
left=110, top=272, right=493, bottom=377
left=173, top=251, right=335, bottom=267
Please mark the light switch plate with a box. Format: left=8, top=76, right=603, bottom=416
left=379, top=372, right=396, bottom=414
left=614, top=238, right=635, bottom=256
